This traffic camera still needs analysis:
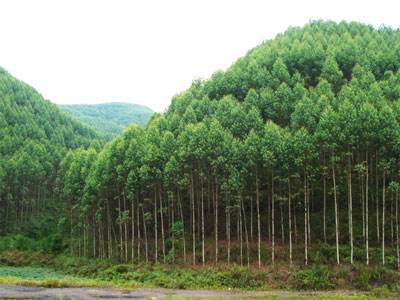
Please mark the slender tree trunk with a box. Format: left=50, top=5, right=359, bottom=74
left=348, top=152, right=353, bottom=264
left=78, top=229, right=82, bottom=257
left=137, top=200, right=141, bottom=262
left=361, top=173, right=365, bottom=242
left=70, top=208, right=74, bottom=256
left=100, top=220, right=104, bottom=259
left=256, top=172, right=261, bottom=268
left=288, top=178, right=292, bottom=266
left=118, top=196, right=123, bottom=261
left=391, top=193, right=394, bottom=246
left=250, top=196, right=254, bottom=242
left=142, top=205, right=148, bottom=263
left=396, top=188, right=399, bottom=270
left=171, top=191, right=175, bottom=263
left=154, top=188, right=158, bottom=263
left=304, top=173, right=308, bottom=265
left=280, top=201, right=285, bottom=244
left=307, top=181, right=311, bottom=247
left=123, top=192, right=128, bottom=262
left=191, top=171, right=196, bottom=265
left=271, top=174, right=275, bottom=265
left=201, top=178, right=205, bottom=266
left=323, top=172, right=327, bottom=243
left=107, top=199, right=112, bottom=259
left=382, top=169, right=386, bottom=265
left=197, top=190, right=200, bottom=248
left=366, top=152, right=369, bottom=265
left=239, top=201, right=243, bottom=266
left=241, top=196, right=250, bottom=267
left=93, top=215, right=96, bottom=258
left=268, top=180, right=271, bottom=243
left=226, top=191, right=231, bottom=266
left=178, top=190, right=186, bottom=263
left=294, top=201, right=298, bottom=244
left=215, top=179, right=219, bottom=264
left=131, top=196, right=135, bottom=262
left=332, top=159, right=340, bottom=265
left=159, top=185, right=166, bottom=263
left=376, top=153, right=380, bottom=243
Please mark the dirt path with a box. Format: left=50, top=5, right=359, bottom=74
left=0, top=285, right=263, bottom=299
left=0, top=285, right=264, bottom=299
left=0, top=285, right=369, bottom=299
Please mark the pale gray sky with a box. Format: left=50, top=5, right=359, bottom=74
left=0, top=0, right=399, bottom=112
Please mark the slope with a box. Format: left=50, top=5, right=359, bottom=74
left=0, top=67, right=97, bottom=237
left=55, top=20, right=400, bottom=270
left=60, top=102, right=154, bottom=139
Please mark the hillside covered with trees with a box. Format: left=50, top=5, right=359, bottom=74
left=0, top=67, right=98, bottom=244
left=60, top=102, right=154, bottom=139
left=2, top=21, right=400, bottom=274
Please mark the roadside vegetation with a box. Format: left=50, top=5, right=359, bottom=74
left=1, top=250, right=400, bottom=296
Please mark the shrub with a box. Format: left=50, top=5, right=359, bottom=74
left=354, top=270, right=370, bottom=290
left=289, top=265, right=334, bottom=290
left=370, top=286, right=391, bottom=298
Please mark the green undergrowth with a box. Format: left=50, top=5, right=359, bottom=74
left=0, top=266, right=112, bottom=288
left=0, top=251, right=268, bottom=290
left=162, top=294, right=391, bottom=300
left=1, top=251, right=400, bottom=293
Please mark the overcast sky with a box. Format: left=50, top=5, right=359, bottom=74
left=0, top=0, right=399, bottom=112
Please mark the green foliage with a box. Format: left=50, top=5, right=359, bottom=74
left=353, top=265, right=400, bottom=291
left=0, top=67, right=97, bottom=237
left=0, top=235, right=36, bottom=252
left=0, top=234, right=64, bottom=254
left=60, top=102, right=154, bottom=139
left=289, top=265, right=334, bottom=290
left=370, top=286, right=391, bottom=298
left=0, top=266, right=68, bottom=280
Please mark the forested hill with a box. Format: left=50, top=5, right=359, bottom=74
left=60, top=102, right=154, bottom=139
left=0, top=67, right=97, bottom=235
left=4, top=21, right=400, bottom=271
left=54, top=20, right=400, bottom=267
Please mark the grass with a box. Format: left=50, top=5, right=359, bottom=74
left=1, top=250, right=400, bottom=295
left=0, top=266, right=113, bottom=288
left=0, top=266, right=68, bottom=280
left=0, top=265, right=399, bottom=299
left=0, top=266, right=144, bottom=289
left=161, top=292, right=392, bottom=300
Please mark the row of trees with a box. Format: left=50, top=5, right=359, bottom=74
left=56, top=86, right=400, bottom=267
left=56, top=21, right=400, bottom=268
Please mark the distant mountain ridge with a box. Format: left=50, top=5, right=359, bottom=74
left=60, top=102, right=154, bottom=139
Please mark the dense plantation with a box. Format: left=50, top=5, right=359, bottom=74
left=0, top=67, right=97, bottom=243
left=53, top=21, right=400, bottom=267
left=60, top=102, right=154, bottom=139
left=2, top=21, right=400, bottom=276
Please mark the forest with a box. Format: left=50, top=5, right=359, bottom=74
left=2, top=21, right=400, bottom=274
left=60, top=102, right=154, bottom=139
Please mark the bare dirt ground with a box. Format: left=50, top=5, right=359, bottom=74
left=0, top=285, right=260, bottom=299
left=0, top=285, right=350, bottom=300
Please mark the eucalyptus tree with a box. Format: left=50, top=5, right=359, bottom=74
left=291, top=128, right=315, bottom=265
left=206, top=119, right=235, bottom=264
left=262, top=121, right=282, bottom=265
left=244, top=128, right=264, bottom=267
left=316, top=106, right=341, bottom=265
left=123, top=125, right=146, bottom=261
